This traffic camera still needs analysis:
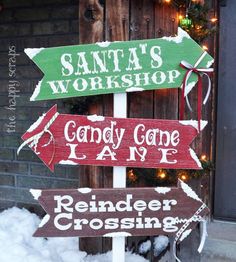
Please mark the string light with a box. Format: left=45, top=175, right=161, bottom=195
left=210, top=17, right=217, bottom=23
left=127, top=157, right=213, bottom=186
left=178, top=171, right=189, bottom=181
left=202, top=45, right=208, bottom=51
left=127, top=169, right=137, bottom=182
left=157, top=169, right=167, bottom=179
left=164, top=0, right=171, bottom=3
left=177, top=0, right=216, bottom=44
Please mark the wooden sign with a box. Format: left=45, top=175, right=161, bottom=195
left=18, top=105, right=206, bottom=171
left=25, top=28, right=213, bottom=101
left=30, top=180, right=209, bottom=239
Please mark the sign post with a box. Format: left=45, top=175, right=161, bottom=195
left=112, top=93, right=127, bottom=262
left=20, top=25, right=213, bottom=260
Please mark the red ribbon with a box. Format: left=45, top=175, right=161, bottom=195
left=179, top=61, right=213, bottom=132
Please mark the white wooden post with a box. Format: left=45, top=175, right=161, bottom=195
left=112, top=93, right=127, bottom=262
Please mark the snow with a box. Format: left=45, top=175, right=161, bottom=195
left=179, top=229, right=192, bottom=242
left=153, top=236, right=169, bottom=257
left=30, top=80, right=42, bottom=101
left=96, top=41, right=111, bottom=48
left=126, top=87, right=144, bottom=92
left=78, top=188, right=92, bottom=194
left=25, top=48, right=44, bottom=59
left=38, top=214, right=50, bottom=228
left=206, top=59, right=214, bottom=68
left=180, top=179, right=201, bottom=202
left=0, top=207, right=147, bottom=262
left=30, top=189, right=42, bottom=200
left=0, top=207, right=86, bottom=262
left=155, top=187, right=171, bottom=194
left=85, top=251, right=147, bottom=262
left=139, top=240, right=151, bottom=254
left=59, top=160, right=79, bottom=165
left=184, top=81, right=195, bottom=96
left=179, top=120, right=208, bottom=131
left=103, top=232, right=131, bottom=237
left=27, top=113, right=45, bottom=133
left=87, top=115, right=105, bottom=122
left=189, top=148, right=202, bottom=168
left=162, top=27, right=190, bottom=44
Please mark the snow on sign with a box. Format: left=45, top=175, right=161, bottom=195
left=18, top=105, right=206, bottom=171
left=25, top=28, right=213, bottom=101
left=30, top=180, right=209, bottom=238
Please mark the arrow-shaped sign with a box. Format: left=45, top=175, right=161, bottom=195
left=18, top=105, right=207, bottom=171
left=30, top=180, right=209, bottom=239
left=25, top=28, right=213, bottom=101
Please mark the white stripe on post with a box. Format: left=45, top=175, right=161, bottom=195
left=112, top=93, right=127, bottom=262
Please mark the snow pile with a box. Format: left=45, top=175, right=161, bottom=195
left=85, top=251, right=147, bottom=262
left=0, top=207, right=86, bottom=262
left=0, top=207, right=147, bottom=262
left=138, top=240, right=151, bottom=254
left=153, top=236, right=169, bottom=257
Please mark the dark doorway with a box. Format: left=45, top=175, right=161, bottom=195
left=214, top=0, right=236, bottom=220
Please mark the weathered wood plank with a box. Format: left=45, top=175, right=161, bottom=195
left=128, top=0, right=155, bottom=259
left=79, top=0, right=104, bottom=254
left=154, top=3, right=179, bottom=261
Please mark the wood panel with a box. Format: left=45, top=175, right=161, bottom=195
left=33, top=185, right=209, bottom=238
left=76, top=0, right=216, bottom=258
left=79, top=0, right=104, bottom=254
left=128, top=0, right=155, bottom=260
left=104, top=0, right=130, bottom=252
left=154, top=3, right=178, bottom=261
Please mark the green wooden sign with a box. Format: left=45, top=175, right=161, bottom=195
left=25, top=28, right=213, bottom=101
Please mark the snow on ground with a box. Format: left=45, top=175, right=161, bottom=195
left=153, top=236, right=169, bottom=257
left=0, top=207, right=148, bottom=262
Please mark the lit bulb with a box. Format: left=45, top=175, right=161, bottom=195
left=200, top=154, right=207, bottom=161
left=202, top=45, right=208, bottom=50
left=164, top=0, right=171, bottom=3
left=210, top=17, right=217, bottom=23
left=159, top=172, right=166, bottom=179
left=157, top=169, right=167, bottom=179
left=178, top=171, right=189, bottom=181
left=178, top=15, right=183, bottom=20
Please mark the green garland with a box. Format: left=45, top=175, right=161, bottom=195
left=64, top=1, right=216, bottom=113
left=179, top=2, right=217, bottom=44
left=127, top=158, right=214, bottom=186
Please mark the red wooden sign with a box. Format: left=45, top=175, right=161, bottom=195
left=18, top=105, right=206, bottom=171
left=30, top=180, right=209, bottom=239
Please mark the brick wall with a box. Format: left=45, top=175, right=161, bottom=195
left=0, top=0, right=80, bottom=215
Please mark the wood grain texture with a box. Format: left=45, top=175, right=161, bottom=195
left=79, top=0, right=104, bottom=253
left=105, top=0, right=130, bottom=254
left=33, top=183, right=209, bottom=238
left=128, top=1, right=155, bottom=256
left=21, top=105, right=204, bottom=171
left=154, top=4, right=178, bottom=261
left=79, top=0, right=104, bottom=44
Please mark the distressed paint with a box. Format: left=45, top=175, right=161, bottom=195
left=31, top=181, right=209, bottom=238
left=19, top=105, right=206, bottom=171
left=25, top=28, right=213, bottom=101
